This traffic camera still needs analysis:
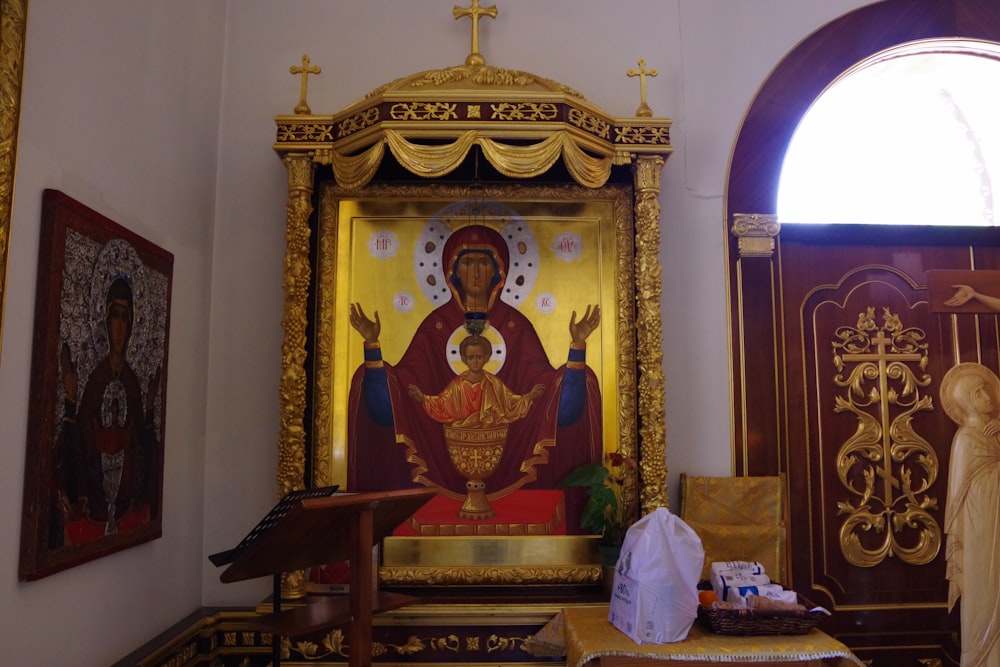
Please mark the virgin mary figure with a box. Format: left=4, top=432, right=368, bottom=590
left=346, top=223, right=603, bottom=529
left=940, top=362, right=1000, bottom=667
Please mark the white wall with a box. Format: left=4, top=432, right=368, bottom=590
left=0, top=1, right=877, bottom=664
left=0, top=2, right=225, bottom=665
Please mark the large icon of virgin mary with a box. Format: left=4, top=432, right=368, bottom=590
left=346, top=204, right=603, bottom=531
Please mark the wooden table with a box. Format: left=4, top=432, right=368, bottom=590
left=561, top=605, right=864, bottom=667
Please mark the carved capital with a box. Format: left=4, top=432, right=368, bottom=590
left=731, top=213, right=779, bottom=258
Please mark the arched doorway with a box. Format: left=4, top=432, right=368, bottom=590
left=725, top=2, right=1000, bottom=664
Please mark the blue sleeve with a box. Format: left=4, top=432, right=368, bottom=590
left=557, top=346, right=587, bottom=426
left=361, top=346, right=394, bottom=427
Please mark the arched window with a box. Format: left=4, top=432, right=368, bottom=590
left=778, top=40, right=1000, bottom=226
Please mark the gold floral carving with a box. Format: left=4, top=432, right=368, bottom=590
left=632, top=156, right=668, bottom=513
left=568, top=107, right=611, bottom=139
left=277, top=154, right=316, bottom=600
left=832, top=307, right=941, bottom=567
left=277, top=153, right=315, bottom=497
left=380, top=564, right=601, bottom=586
left=0, top=0, right=27, bottom=357
left=490, top=102, right=559, bottom=121
left=337, top=108, right=379, bottom=138
left=290, top=626, right=534, bottom=662
left=309, top=189, right=337, bottom=490
left=613, top=183, right=640, bottom=521
left=404, top=64, right=584, bottom=97
left=276, top=118, right=335, bottom=143
left=614, top=124, right=671, bottom=145
left=389, top=101, right=459, bottom=121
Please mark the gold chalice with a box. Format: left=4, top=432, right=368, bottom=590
left=443, top=424, right=508, bottom=519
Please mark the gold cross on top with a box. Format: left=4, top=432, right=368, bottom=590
left=627, top=58, right=658, bottom=118
left=453, top=0, right=497, bottom=67
left=289, top=54, right=321, bottom=115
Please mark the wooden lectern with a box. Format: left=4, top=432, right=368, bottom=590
left=211, top=487, right=436, bottom=667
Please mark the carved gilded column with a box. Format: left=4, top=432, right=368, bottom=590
left=632, top=155, right=668, bottom=513
left=0, top=0, right=26, bottom=358
left=278, top=153, right=315, bottom=600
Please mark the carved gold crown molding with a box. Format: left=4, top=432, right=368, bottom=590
left=273, top=3, right=672, bottom=191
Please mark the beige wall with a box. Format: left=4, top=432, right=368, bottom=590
left=0, top=2, right=225, bottom=665
left=0, top=1, right=871, bottom=663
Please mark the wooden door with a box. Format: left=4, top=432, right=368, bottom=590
left=730, top=222, right=1000, bottom=665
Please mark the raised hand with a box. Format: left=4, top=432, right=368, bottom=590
left=569, top=304, right=601, bottom=343
left=349, top=303, right=381, bottom=343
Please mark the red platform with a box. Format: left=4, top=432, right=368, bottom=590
left=392, top=489, right=566, bottom=536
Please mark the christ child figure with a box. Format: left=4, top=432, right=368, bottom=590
left=408, top=334, right=545, bottom=428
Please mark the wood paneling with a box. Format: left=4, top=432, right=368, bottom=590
left=726, top=2, right=1000, bottom=664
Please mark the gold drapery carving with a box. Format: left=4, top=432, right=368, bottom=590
left=832, top=307, right=941, bottom=567
left=322, top=129, right=613, bottom=191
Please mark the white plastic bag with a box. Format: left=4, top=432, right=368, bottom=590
left=608, top=507, right=705, bottom=644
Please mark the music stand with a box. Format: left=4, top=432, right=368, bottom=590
left=210, top=487, right=436, bottom=667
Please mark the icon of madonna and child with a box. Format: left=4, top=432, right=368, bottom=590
left=52, top=236, right=167, bottom=547
left=345, top=201, right=606, bottom=534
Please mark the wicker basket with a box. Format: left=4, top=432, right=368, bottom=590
left=697, top=594, right=825, bottom=636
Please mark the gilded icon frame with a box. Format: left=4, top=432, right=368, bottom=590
left=305, top=180, right=638, bottom=586
left=0, top=0, right=27, bottom=357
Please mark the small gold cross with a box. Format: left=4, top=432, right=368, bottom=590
left=453, top=0, right=497, bottom=67
left=289, top=54, right=321, bottom=115
left=627, top=58, right=658, bottom=118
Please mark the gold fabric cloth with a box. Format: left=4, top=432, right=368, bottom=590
left=679, top=474, right=786, bottom=582
left=561, top=606, right=864, bottom=667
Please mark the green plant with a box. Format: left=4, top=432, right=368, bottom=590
left=559, top=452, right=637, bottom=547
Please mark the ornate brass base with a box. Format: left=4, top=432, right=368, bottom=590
left=458, top=479, right=495, bottom=519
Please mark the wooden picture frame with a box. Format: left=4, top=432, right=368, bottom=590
left=18, top=189, right=173, bottom=580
